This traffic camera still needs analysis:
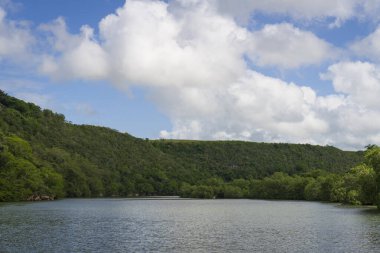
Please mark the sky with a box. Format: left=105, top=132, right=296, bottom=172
left=1, top=0, right=380, bottom=150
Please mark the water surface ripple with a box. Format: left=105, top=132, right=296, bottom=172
left=0, top=199, right=379, bottom=252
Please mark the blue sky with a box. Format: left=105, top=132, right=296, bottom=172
left=1, top=0, right=380, bottom=149
left=1, top=0, right=171, bottom=138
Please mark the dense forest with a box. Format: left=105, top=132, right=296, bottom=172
left=1, top=90, right=379, bottom=208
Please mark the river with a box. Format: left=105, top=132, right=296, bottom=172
left=0, top=199, right=379, bottom=252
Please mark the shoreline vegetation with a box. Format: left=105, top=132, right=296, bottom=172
left=0, top=90, right=379, bottom=209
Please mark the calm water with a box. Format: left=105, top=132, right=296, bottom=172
left=0, top=199, right=379, bottom=253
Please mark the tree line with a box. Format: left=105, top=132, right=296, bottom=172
left=1, top=90, right=378, bottom=209
left=179, top=145, right=380, bottom=209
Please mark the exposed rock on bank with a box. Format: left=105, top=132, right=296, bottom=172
left=27, top=195, right=55, bottom=201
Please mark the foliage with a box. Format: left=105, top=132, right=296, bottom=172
left=0, top=135, right=64, bottom=201
left=151, top=140, right=363, bottom=179
left=0, top=90, right=376, bottom=207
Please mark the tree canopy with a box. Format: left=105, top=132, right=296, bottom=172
left=1, top=90, right=374, bottom=207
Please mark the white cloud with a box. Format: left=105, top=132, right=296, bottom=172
left=30, top=0, right=380, bottom=149
left=248, top=23, right=336, bottom=68
left=351, top=25, right=380, bottom=62
left=3, top=0, right=380, bottom=149
left=88, top=0, right=334, bottom=144
left=322, top=61, right=380, bottom=109
left=41, top=0, right=337, bottom=80
left=0, top=7, right=34, bottom=61
left=216, top=0, right=376, bottom=27
left=157, top=70, right=331, bottom=145
left=320, top=61, right=380, bottom=148
left=43, top=1, right=337, bottom=83
left=39, top=17, right=109, bottom=80
left=99, top=0, right=247, bottom=88
left=360, top=0, right=380, bottom=22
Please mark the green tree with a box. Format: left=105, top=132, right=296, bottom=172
left=363, top=146, right=380, bottom=208
left=223, top=185, right=243, bottom=198
left=304, top=179, right=322, bottom=201
left=191, top=185, right=214, bottom=199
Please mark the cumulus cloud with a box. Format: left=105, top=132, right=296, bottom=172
left=320, top=61, right=380, bottom=148
left=0, top=7, right=34, bottom=62
left=156, top=70, right=328, bottom=144
left=39, top=17, right=109, bottom=80
left=4, top=0, right=380, bottom=149
left=322, top=61, right=380, bottom=110
left=99, top=0, right=247, bottom=88
left=29, top=0, right=380, bottom=149
left=41, top=1, right=336, bottom=82
left=248, top=23, right=336, bottom=68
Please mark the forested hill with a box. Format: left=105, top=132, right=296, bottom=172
left=0, top=90, right=363, bottom=201
left=151, top=140, right=363, bottom=179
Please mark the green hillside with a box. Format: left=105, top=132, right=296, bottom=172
left=0, top=90, right=364, bottom=201
left=151, top=140, right=362, bottom=179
